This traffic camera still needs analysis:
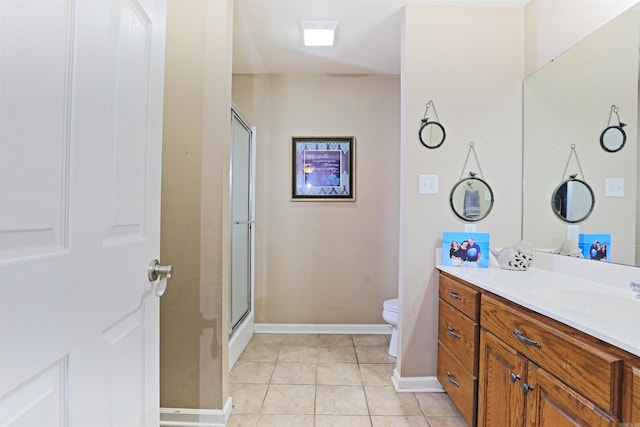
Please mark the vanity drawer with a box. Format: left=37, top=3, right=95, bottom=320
left=481, top=293, right=623, bottom=414
left=438, top=341, right=477, bottom=427
left=439, top=298, right=479, bottom=374
left=439, top=273, right=480, bottom=321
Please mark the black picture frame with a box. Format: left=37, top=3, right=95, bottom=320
left=291, top=136, right=355, bottom=201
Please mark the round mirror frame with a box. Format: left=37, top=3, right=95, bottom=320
left=418, top=119, right=446, bottom=149
left=449, top=177, right=494, bottom=222
left=550, top=178, right=595, bottom=223
left=600, top=125, right=626, bottom=153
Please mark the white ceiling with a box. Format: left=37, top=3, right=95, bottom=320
left=232, top=0, right=529, bottom=75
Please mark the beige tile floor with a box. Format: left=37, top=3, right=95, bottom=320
left=227, top=333, right=466, bottom=427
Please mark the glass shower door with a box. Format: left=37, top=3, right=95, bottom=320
left=230, top=111, right=253, bottom=333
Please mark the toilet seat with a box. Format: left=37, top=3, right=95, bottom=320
left=383, top=298, right=399, bottom=313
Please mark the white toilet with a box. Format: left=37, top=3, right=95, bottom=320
left=382, top=298, right=399, bottom=357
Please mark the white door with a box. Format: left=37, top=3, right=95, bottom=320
left=0, top=1, right=167, bottom=426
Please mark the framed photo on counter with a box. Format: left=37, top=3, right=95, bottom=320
left=442, top=231, right=490, bottom=268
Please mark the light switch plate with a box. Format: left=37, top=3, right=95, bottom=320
left=605, top=177, right=624, bottom=197
left=418, top=175, right=438, bottom=194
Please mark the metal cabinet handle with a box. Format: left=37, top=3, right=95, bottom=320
left=447, top=290, right=462, bottom=300
left=447, top=326, right=461, bottom=339
left=510, top=372, right=521, bottom=383
left=522, top=383, right=534, bottom=394
left=513, top=329, right=542, bottom=348
left=446, top=371, right=460, bottom=387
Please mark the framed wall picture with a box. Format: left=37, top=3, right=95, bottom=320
left=291, top=136, right=355, bottom=201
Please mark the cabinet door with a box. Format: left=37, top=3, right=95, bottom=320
left=526, top=362, right=618, bottom=427
left=632, top=367, right=640, bottom=423
left=478, top=330, right=526, bottom=427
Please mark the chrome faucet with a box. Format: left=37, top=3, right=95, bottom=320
left=630, top=281, right=640, bottom=298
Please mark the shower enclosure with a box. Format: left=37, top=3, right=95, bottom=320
left=229, top=108, right=255, bottom=367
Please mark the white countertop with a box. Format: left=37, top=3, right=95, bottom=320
left=436, top=265, right=640, bottom=357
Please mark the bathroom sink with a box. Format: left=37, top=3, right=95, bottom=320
left=529, top=286, right=640, bottom=343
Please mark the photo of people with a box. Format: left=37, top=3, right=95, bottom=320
left=442, top=232, right=490, bottom=268
left=579, top=233, right=611, bottom=262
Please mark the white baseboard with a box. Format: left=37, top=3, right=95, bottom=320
left=160, top=397, right=233, bottom=427
left=391, top=368, right=445, bottom=393
left=254, top=323, right=391, bottom=335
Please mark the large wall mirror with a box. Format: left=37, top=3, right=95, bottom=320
left=522, top=5, right=640, bottom=267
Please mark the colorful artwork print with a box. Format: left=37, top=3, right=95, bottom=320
left=441, top=231, right=490, bottom=268
left=292, top=137, right=354, bottom=200
left=303, top=149, right=342, bottom=188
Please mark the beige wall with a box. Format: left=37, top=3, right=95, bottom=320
left=160, top=0, right=233, bottom=410
left=232, top=74, right=401, bottom=324
left=399, top=5, right=524, bottom=376
left=524, top=0, right=637, bottom=76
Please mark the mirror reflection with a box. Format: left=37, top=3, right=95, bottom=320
left=600, top=125, right=627, bottom=152
left=419, top=120, right=445, bottom=149
left=450, top=177, right=494, bottom=222
left=522, top=6, right=639, bottom=266
left=551, top=178, right=595, bottom=223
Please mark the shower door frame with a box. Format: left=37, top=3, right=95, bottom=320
left=229, top=107, right=255, bottom=366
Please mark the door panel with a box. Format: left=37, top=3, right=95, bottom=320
left=0, top=1, right=166, bottom=425
left=0, top=361, right=66, bottom=427
left=526, top=362, right=617, bottom=427
left=0, top=0, right=72, bottom=258
left=106, top=0, right=152, bottom=241
left=230, top=111, right=253, bottom=332
left=478, top=330, right=526, bottom=427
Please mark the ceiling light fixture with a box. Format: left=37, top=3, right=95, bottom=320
left=300, top=20, right=338, bottom=47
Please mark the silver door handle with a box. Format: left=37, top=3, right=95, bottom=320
left=148, top=259, right=173, bottom=281
left=233, top=220, right=255, bottom=225
left=148, top=259, right=173, bottom=297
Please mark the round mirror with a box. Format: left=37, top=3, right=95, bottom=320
left=449, top=177, right=494, bottom=222
left=600, top=125, right=626, bottom=152
left=418, top=119, right=445, bottom=149
left=551, top=178, right=595, bottom=223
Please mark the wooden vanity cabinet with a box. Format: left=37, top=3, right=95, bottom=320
left=437, top=273, right=480, bottom=427
left=478, top=328, right=618, bottom=427
left=438, top=271, right=640, bottom=427
left=479, top=293, right=622, bottom=427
